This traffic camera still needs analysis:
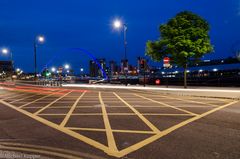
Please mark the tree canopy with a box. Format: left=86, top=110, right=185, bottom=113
left=146, top=11, right=214, bottom=67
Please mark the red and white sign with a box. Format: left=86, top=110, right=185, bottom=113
left=163, top=57, right=171, bottom=68
left=163, top=57, right=170, bottom=64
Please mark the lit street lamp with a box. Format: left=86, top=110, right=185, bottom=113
left=113, top=19, right=128, bottom=86
left=34, top=35, right=45, bottom=80
left=1, top=48, right=14, bottom=80
left=51, top=67, right=56, bottom=73
left=1, top=48, right=13, bottom=63
left=64, top=64, right=70, bottom=70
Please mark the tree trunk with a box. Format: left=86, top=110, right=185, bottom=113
left=184, top=64, right=187, bottom=89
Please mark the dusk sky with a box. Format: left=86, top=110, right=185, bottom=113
left=0, top=0, right=240, bottom=73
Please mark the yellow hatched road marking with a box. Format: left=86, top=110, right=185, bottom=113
left=60, top=91, right=86, bottom=127
left=0, top=92, right=238, bottom=158
left=2, top=93, right=29, bottom=100
left=34, top=91, right=73, bottom=115
left=24, top=106, right=70, bottom=109
left=0, top=100, right=110, bottom=155
left=159, top=95, right=219, bottom=107
left=131, top=89, right=223, bottom=106
left=114, top=100, right=239, bottom=158
left=134, top=94, right=198, bottom=116
left=67, top=127, right=156, bottom=134
left=19, top=90, right=65, bottom=108
left=99, top=92, right=118, bottom=153
left=130, top=89, right=228, bottom=106
left=113, top=92, right=161, bottom=133
left=9, top=94, right=41, bottom=103
left=0, top=92, right=18, bottom=98
left=38, top=113, right=195, bottom=116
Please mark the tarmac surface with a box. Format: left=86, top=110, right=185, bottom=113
left=0, top=85, right=239, bottom=159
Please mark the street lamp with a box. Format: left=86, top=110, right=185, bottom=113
left=113, top=19, right=128, bottom=86
left=64, top=64, right=70, bottom=69
left=1, top=48, right=13, bottom=62
left=16, top=68, right=20, bottom=72
left=51, top=67, right=56, bottom=73
left=1, top=48, right=14, bottom=80
left=34, top=35, right=45, bottom=80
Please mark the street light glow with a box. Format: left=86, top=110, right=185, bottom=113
left=2, top=48, right=9, bottom=54
left=64, top=64, right=70, bottom=69
left=37, top=36, right=45, bottom=43
left=16, top=68, right=20, bottom=72
left=113, top=19, right=122, bottom=29
left=80, top=68, right=84, bottom=72
left=51, top=67, right=56, bottom=72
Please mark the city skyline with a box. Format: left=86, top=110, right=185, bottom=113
left=0, top=0, right=240, bottom=73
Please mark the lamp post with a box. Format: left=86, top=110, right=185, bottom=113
left=113, top=19, right=128, bottom=86
left=34, top=35, right=45, bottom=80
left=1, top=48, right=13, bottom=80
left=64, top=64, right=70, bottom=76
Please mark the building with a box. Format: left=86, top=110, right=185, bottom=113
left=109, top=60, right=119, bottom=76
left=120, top=59, right=128, bottom=74
left=89, top=59, right=106, bottom=77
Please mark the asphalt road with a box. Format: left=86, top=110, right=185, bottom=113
left=0, top=85, right=239, bottom=159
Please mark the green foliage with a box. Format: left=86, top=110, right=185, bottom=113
left=146, top=11, right=214, bottom=67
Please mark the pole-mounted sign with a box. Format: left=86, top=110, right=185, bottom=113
left=163, top=57, right=171, bottom=68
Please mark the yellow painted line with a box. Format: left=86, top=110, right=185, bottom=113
left=9, top=94, right=41, bottom=103
left=38, top=113, right=195, bottom=117
left=26, top=106, right=70, bottom=109
left=38, top=113, right=66, bottom=116
left=185, top=96, right=231, bottom=102
left=19, top=90, right=65, bottom=108
left=34, top=91, right=73, bottom=115
left=143, top=113, right=195, bottom=116
left=115, top=100, right=239, bottom=158
left=60, top=91, right=86, bottom=127
left=72, top=113, right=135, bottom=116
left=67, top=127, right=106, bottom=132
left=99, top=92, right=118, bottom=152
left=134, top=94, right=198, bottom=116
left=0, top=142, right=105, bottom=159
left=67, top=127, right=156, bottom=134
left=0, top=100, right=110, bottom=156
left=1, top=93, right=29, bottom=100
left=131, top=89, right=227, bottom=106
left=0, top=92, right=18, bottom=98
left=159, top=95, right=219, bottom=107
left=114, top=92, right=161, bottom=133
left=130, top=105, right=216, bottom=108
left=112, top=129, right=156, bottom=134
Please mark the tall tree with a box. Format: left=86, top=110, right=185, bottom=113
left=146, top=11, right=214, bottom=88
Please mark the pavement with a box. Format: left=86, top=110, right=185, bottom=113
left=0, top=84, right=239, bottom=159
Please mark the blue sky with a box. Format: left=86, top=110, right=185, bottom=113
left=0, top=0, right=240, bottom=73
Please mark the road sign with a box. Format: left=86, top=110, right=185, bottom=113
left=163, top=57, right=171, bottom=68
left=163, top=57, right=170, bottom=64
